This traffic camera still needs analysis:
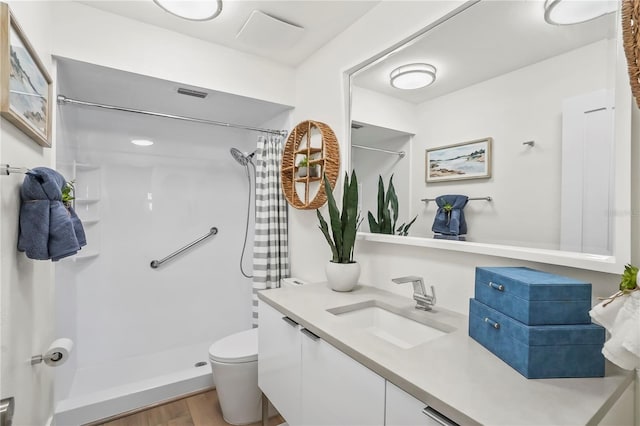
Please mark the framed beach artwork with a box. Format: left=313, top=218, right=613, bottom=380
left=0, top=3, right=52, bottom=147
left=425, top=137, right=492, bottom=183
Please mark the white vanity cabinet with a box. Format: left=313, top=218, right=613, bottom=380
left=258, top=302, right=385, bottom=426
left=301, top=328, right=385, bottom=425
left=258, top=302, right=302, bottom=425
left=386, top=382, right=459, bottom=426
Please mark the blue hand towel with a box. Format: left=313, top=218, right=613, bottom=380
left=17, top=167, right=87, bottom=261
left=432, top=195, right=469, bottom=236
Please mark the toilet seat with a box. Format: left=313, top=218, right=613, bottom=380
left=208, top=328, right=258, bottom=364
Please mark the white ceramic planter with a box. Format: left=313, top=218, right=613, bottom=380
left=297, top=166, right=319, bottom=178
left=326, top=261, right=360, bottom=292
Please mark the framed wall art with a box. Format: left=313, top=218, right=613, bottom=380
left=425, top=137, right=492, bottom=183
left=0, top=3, right=52, bottom=147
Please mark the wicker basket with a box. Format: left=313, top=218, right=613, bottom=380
left=623, top=0, right=640, bottom=108
left=281, top=120, right=340, bottom=209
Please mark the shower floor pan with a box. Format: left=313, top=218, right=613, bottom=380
left=55, top=341, right=214, bottom=426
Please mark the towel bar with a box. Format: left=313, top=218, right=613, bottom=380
left=1, top=164, right=30, bottom=175
left=421, top=196, right=492, bottom=203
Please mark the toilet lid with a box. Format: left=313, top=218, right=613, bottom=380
left=208, top=328, right=258, bottom=363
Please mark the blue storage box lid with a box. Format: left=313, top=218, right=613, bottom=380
left=469, top=298, right=605, bottom=346
left=476, top=267, right=591, bottom=301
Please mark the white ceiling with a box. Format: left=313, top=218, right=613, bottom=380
left=352, top=1, right=616, bottom=104
left=76, top=0, right=380, bottom=67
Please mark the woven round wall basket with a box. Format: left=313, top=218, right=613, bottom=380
left=623, top=0, right=640, bottom=108
left=281, top=120, right=340, bottom=210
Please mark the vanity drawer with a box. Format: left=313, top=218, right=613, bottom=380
left=475, top=267, right=592, bottom=325
left=468, top=298, right=605, bottom=379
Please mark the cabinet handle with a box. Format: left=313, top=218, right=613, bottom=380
left=422, top=406, right=458, bottom=426
left=484, top=317, right=500, bottom=330
left=300, top=328, right=320, bottom=341
left=282, top=316, right=299, bottom=327
left=488, top=281, right=504, bottom=291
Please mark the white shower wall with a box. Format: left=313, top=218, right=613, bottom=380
left=55, top=100, right=283, bottom=407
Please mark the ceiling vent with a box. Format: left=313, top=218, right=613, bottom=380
left=177, top=88, right=208, bottom=98
left=236, top=10, right=304, bottom=50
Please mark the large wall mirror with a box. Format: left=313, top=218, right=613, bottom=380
left=349, top=0, right=631, bottom=273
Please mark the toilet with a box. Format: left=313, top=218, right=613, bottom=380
left=209, top=328, right=263, bottom=425
left=208, top=277, right=305, bottom=425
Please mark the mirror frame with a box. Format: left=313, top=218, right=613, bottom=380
left=345, top=0, right=631, bottom=274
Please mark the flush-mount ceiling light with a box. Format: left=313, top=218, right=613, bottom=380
left=390, top=63, right=437, bottom=90
left=131, top=139, right=154, bottom=146
left=543, top=0, right=617, bottom=25
left=153, top=0, right=223, bottom=21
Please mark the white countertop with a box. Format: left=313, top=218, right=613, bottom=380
left=258, top=283, right=634, bottom=426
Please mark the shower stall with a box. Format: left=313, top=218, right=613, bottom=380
left=53, top=58, right=291, bottom=424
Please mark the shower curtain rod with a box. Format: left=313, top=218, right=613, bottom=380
left=352, top=144, right=405, bottom=158
left=57, top=95, right=289, bottom=137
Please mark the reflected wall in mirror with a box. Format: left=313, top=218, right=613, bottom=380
left=350, top=0, right=627, bottom=260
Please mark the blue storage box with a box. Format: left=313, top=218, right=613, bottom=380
left=469, top=298, right=605, bottom=379
left=475, top=267, right=591, bottom=325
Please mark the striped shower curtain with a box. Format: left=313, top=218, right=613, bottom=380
left=252, top=135, right=289, bottom=327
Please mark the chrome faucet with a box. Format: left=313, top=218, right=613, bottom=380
left=392, top=276, right=436, bottom=310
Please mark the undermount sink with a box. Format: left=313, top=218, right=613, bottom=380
left=327, top=301, right=454, bottom=349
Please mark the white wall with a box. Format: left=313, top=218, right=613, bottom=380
left=411, top=40, right=614, bottom=248
left=50, top=2, right=295, bottom=107
left=0, top=2, right=56, bottom=425
left=352, top=86, right=418, bottom=135
left=291, top=0, right=467, bottom=278
left=55, top=106, right=273, bottom=381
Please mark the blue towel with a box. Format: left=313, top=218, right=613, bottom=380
left=17, top=167, right=86, bottom=261
left=432, top=195, right=469, bottom=236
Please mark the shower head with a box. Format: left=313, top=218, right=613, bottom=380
left=230, top=148, right=255, bottom=166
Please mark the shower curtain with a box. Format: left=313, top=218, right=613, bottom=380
left=252, top=135, right=289, bottom=326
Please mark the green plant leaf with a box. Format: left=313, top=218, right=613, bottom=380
left=620, top=263, right=638, bottom=292
left=388, top=175, right=398, bottom=232
left=396, top=215, right=417, bottom=236
left=324, top=173, right=344, bottom=261
left=317, top=210, right=339, bottom=262
left=376, top=175, right=385, bottom=222
left=342, top=170, right=359, bottom=263
left=368, top=212, right=380, bottom=233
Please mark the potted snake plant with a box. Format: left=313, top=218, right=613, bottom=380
left=316, top=170, right=362, bottom=291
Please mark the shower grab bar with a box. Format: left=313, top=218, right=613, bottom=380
left=150, top=227, right=218, bottom=269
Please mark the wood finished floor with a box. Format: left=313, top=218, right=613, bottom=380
left=97, top=390, right=285, bottom=426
